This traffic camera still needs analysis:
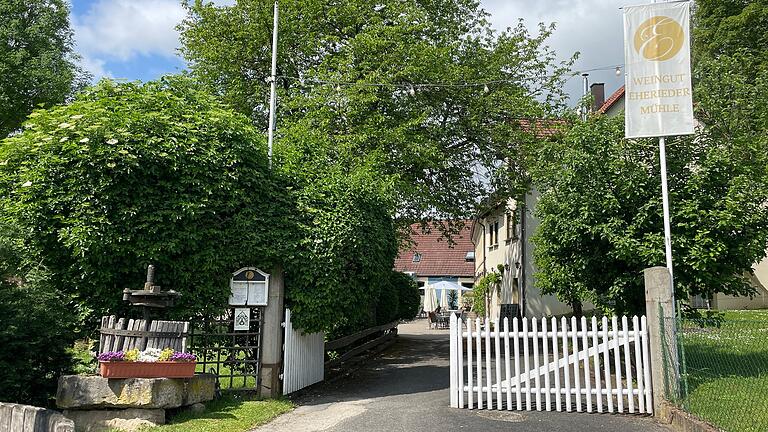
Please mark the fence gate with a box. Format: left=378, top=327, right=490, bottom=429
left=449, top=314, right=652, bottom=414
left=282, top=308, right=325, bottom=394
left=188, top=307, right=264, bottom=393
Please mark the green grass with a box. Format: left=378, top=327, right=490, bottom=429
left=680, top=309, right=768, bottom=432
left=194, top=353, right=258, bottom=390
left=141, top=397, right=294, bottom=432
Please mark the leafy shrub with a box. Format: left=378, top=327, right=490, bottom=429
left=375, top=277, right=399, bottom=325
left=282, top=166, right=399, bottom=336
left=392, top=271, right=420, bottom=321
left=0, top=221, right=77, bottom=406
left=0, top=77, right=296, bottom=327
left=473, top=268, right=503, bottom=317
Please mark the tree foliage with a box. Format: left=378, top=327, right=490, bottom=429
left=0, top=0, right=87, bottom=138
left=0, top=220, right=77, bottom=406
left=528, top=1, right=768, bottom=315
left=178, top=0, right=575, bottom=332
left=0, top=77, right=297, bottom=326
left=392, top=271, right=420, bottom=321
left=529, top=116, right=768, bottom=315
left=179, top=0, right=574, bottom=224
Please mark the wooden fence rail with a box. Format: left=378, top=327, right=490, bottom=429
left=98, top=315, right=189, bottom=354
left=325, top=320, right=398, bottom=368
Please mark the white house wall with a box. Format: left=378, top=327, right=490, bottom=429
left=710, top=258, right=768, bottom=310
left=523, top=190, right=578, bottom=317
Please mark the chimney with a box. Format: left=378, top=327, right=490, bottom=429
left=590, top=83, right=605, bottom=112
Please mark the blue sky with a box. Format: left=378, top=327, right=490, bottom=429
left=70, top=0, right=626, bottom=102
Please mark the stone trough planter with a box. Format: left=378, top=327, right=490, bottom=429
left=99, top=361, right=196, bottom=379
left=57, top=374, right=215, bottom=432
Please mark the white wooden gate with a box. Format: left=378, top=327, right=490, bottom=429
left=282, top=308, right=325, bottom=394
left=449, top=314, right=652, bottom=414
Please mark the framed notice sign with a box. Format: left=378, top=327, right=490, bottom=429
left=228, top=267, right=269, bottom=306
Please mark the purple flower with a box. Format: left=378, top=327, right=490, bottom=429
left=98, top=351, right=125, bottom=362
left=169, top=352, right=196, bottom=362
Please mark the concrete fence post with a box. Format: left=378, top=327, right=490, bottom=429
left=644, top=266, right=680, bottom=415
left=259, top=264, right=285, bottom=398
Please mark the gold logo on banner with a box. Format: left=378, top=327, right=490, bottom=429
left=634, top=16, right=685, bottom=61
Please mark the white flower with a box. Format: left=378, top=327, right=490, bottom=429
left=22, top=181, right=32, bottom=187
left=70, top=115, right=84, bottom=120
left=79, top=137, right=90, bottom=143
left=106, top=138, right=118, bottom=145
left=59, top=137, right=69, bottom=142
left=58, top=122, right=71, bottom=129
left=138, top=348, right=163, bottom=362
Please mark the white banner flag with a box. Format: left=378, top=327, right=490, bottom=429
left=623, top=1, right=694, bottom=138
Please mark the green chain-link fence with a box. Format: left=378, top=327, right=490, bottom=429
left=662, top=310, right=768, bottom=432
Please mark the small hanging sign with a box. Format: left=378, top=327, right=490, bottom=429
left=234, top=308, right=251, bottom=331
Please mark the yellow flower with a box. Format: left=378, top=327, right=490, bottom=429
left=158, top=348, right=175, bottom=362
left=124, top=348, right=139, bottom=362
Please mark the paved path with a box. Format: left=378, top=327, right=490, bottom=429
left=253, top=320, right=672, bottom=432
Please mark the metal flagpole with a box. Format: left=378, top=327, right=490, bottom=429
left=267, top=1, right=279, bottom=168
left=659, top=136, right=675, bottom=297
left=653, top=0, right=675, bottom=301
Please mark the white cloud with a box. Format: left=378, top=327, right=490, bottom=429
left=78, top=53, right=111, bottom=80
left=72, top=0, right=186, bottom=78
left=480, top=0, right=626, bottom=103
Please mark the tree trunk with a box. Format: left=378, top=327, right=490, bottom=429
left=571, top=300, right=583, bottom=319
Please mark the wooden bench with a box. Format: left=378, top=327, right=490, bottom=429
left=98, top=315, right=189, bottom=354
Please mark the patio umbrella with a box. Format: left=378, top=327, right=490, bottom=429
left=429, top=280, right=472, bottom=292
left=430, top=280, right=472, bottom=309
left=440, top=288, right=449, bottom=310
left=423, top=285, right=438, bottom=313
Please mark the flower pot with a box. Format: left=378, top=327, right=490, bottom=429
left=99, top=361, right=196, bottom=378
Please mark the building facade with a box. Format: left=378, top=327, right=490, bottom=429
left=472, top=193, right=577, bottom=320
left=394, top=222, right=475, bottom=307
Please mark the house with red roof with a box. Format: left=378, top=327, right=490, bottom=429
left=394, top=221, right=476, bottom=290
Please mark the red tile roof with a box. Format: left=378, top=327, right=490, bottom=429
left=394, top=221, right=475, bottom=278
left=598, top=85, right=625, bottom=114
left=518, top=119, right=566, bottom=138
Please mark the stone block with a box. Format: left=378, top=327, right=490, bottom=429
left=63, top=409, right=164, bottom=432
left=56, top=374, right=215, bottom=410
left=0, top=402, right=74, bottom=432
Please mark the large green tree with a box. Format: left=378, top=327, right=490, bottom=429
left=0, top=0, right=86, bottom=138
left=179, top=0, right=574, bottom=223
left=528, top=1, right=768, bottom=315
left=530, top=115, right=768, bottom=315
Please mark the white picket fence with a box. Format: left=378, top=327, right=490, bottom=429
left=282, top=308, right=325, bottom=395
left=449, top=314, right=653, bottom=414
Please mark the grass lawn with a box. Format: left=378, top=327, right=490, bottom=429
left=680, top=309, right=768, bottom=432
left=141, top=397, right=293, bottom=432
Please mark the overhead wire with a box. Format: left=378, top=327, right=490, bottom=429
left=274, top=64, right=623, bottom=90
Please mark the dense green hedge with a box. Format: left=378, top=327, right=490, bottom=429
left=0, top=77, right=296, bottom=326
left=392, top=271, right=420, bottom=321
left=282, top=167, right=399, bottom=337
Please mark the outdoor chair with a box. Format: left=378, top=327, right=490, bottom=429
left=427, top=312, right=438, bottom=329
